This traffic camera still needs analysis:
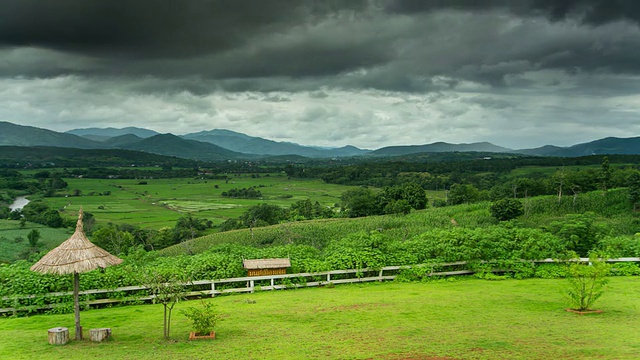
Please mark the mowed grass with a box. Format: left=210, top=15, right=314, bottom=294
left=1, top=277, right=639, bottom=360
left=39, top=173, right=354, bottom=229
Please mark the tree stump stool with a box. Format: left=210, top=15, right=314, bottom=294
left=48, top=327, right=69, bottom=345
left=90, top=328, right=112, bottom=342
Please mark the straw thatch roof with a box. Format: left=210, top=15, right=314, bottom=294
left=31, top=209, right=122, bottom=275
left=243, top=258, right=291, bottom=270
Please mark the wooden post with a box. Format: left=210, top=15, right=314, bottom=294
left=90, top=328, right=111, bottom=342
left=48, top=327, right=69, bottom=345
left=73, top=272, right=82, bottom=340
left=211, top=281, right=215, bottom=298
left=250, top=280, right=255, bottom=293
left=270, top=278, right=274, bottom=289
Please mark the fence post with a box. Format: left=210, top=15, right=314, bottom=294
left=379, top=269, right=384, bottom=282
left=250, top=280, right=255, bottom=293
left=211, top=281, right=215, bottom=298
left=327, top=273, right=331, bottom=283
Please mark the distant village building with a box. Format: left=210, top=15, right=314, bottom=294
left=243, top=258, right=291, bottom=277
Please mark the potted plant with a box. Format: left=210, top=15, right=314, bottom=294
left=181, top=300, right=220, bottom=340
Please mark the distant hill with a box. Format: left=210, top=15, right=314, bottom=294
left=513, top=145, right=566, bottom=156
left=0, top=121, right=105, bottom=149
left=182, top=129, right=369, bottom=158
left=66, top=126, right=159, bottom=139
left=102, top=134, right=144, bottom=147
left=554, top=137, right=640, bottom=157
left=370, top=141, right=512, bottom=157
left=119, top=133, right=246, bottom=161
left=514, top=137, right=640, bottom=157
left=0, top=146, right=200, bottom=167
left=3, top=121, right=640, bottom=160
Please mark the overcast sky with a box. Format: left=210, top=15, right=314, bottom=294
left=1, top=0, right=640, bottom=150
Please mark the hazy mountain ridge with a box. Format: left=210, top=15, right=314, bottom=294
left=0, top=121, right=107, bottom=149
left=2, top=121, right=640, bottom=160
left=182, top=129, right=369, bottom=158
left=118, top=133, right=247, bottom=161
left=370, top=141, right=512, bottom=156
left=66, top=127, right=159, bottom=139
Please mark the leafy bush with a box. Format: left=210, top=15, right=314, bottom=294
left=490, top=199, right=524, bottom=221
left=565, top=255, right=610, bottom=311
left=181, top=300, right=220, bottom=335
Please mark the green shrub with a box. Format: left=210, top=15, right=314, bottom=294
left=490, top=199, right=524, bottom=221
left=181, top=300, right=220, bottom=335
left=565, top=255, right=610, bottom=311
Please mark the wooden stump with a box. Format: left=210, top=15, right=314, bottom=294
left=90, top=328, right=112, bottom=342
left=48, top=327, right=69, bottom=345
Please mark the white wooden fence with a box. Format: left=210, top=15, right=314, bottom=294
left=1, top=258, right=638, bottom=315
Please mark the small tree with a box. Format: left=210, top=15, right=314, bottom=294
left=144, top=271, right=191, bottom=340
left=565, top=254, right=610, bottom=311
left=27, top=229, right=40, bottom=248
left=181, top=300, right=220, bottom=335
left=489, top=198, right=524, bottom=221
left=628, top=171, right=640, bottom=211
left=600, top=156, right=611, bottom=193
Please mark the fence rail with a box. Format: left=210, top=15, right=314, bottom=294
left=2, top=257, right=638, bottom=315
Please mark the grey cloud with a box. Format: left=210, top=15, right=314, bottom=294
left=386, top=0, right=640, bottom=25
left=467, top=96, right=514, bottom=110
left=263, top=95, right=290, bottom=103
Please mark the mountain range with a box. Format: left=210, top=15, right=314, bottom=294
left=1, top=121, right=639, bottom=161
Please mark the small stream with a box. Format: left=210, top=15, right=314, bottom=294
left=9, top=196, right=30, bottom=211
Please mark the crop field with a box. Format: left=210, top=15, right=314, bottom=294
left=38, top=173, right=356, bottom=229
left=506, top=163, right=631, bottom=179
left=0, top=277, right=638, bottom=359
left=0, top=220, right=71, bottom=263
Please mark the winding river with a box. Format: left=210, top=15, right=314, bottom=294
left=9, top=196, right=30, bottom=211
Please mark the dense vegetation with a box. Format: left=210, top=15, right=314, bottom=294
left=0, top=152, right=639, bottom=315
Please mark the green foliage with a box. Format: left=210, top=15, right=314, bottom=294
left=143, top=270, right=191, bottom=340
left=597, top=235, right=640, bottom=257
left=324, top=231, right=389, bottom=271
left=221, top=186, right=262, bottom=199
left=610, top=262, right=640, bottom=276
left=565, top=254, right=611, bottom=311
left=289, top=198, right=333, bottom=220
left=448, top=184, right=480, bottom=205
left=340, top=187, right=381, bottom=217
left=628, top=170, right=640, bottom=211
left=26, top=229, right=40, bottom=248
left=91, top=226, right=135, bottom=255
left=545, top=212, right=606, bottom=257
left=490, top=198, right=524, bottom=221
left=534, top=263, right=569, bottom=279
left=241, top=203, right=288, bottom=227
left=181, top=300, right=220, bottom=335
left=173, top=214, right=209, bottom=243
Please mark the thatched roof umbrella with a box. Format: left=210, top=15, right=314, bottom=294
left=31, top=209, right=122, bottom=340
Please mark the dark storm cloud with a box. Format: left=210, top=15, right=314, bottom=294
left=386, top=0, right=640, bottom=25
left=0, top=0, right=346, bottom=58
left=2, top=0, right=640, bottom=95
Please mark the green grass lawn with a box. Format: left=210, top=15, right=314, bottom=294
left=1, top=277, right=638, bottom=359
